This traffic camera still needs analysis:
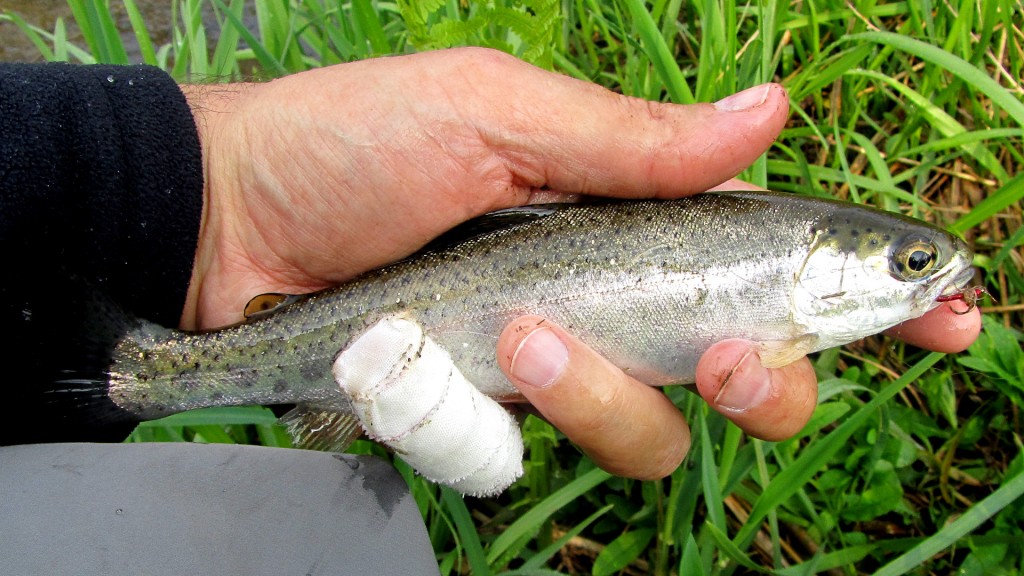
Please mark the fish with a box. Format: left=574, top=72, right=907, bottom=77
left=42, top=190, right=975, bottom=451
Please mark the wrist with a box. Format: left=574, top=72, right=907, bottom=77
left=177, top=83, right=250, bottom=330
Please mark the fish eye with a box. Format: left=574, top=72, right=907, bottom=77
left=892, top=238, right=939, bottom=280
left=907, top=249, right=933, bottom=271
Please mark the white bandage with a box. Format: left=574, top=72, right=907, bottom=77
left=333, top=317, right=524, bottom=497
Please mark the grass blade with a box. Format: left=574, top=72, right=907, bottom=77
left=210, top=0, right=290, bottom=77
left=132, top=406, right=280, bottom=427
left=486, top=466, right=611, bottom=565
left=873, top=469, right=1024, bottom=576
left=843, top=31, right=1024, bottom=128
left=950, top=172, right=1024, bottom=235
left=699, top=410, right=727, bottom=533
left=593, top=527, right=656, bottom=576
left=735, top=352, right=946, bottom=549
left=704, top=521, right=767, bottom=572
left=123, top=0, right=157, bottom=65
left=2, top=12, right=57, bottom=61
left=440, top=487, right=490, bottom=576
left=352, top=0, right=392, bottom=55
left=617, top=0, right=692, bottom=103
left=845, top=68, right=1008, bottom=182
left=517, top=504, right=613, bottom=571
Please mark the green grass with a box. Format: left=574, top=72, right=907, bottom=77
left=3, top=0, right=1022, bottom=573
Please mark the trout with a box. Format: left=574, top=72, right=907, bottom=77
left=44, top=191, right=975, bottom=453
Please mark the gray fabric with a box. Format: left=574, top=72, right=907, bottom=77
left=0, top=443, right=439, bottom=575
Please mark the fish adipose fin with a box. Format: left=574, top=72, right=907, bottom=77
left=757, top=334, right=820, bottom=368
left=281, top=401, right=364, bottom=453
left=333, top=316, right=524, bottom=497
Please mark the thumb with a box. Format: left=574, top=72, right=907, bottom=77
left=497, top=316, right=690, bottom=480
left=475, top=52, right=790, bottom=198
left=695, top=339, right=818, bottom=441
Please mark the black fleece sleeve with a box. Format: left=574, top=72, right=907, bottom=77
left=0, top=62, right=203, bottom=322
left=0, top=63, right=203, bottom=444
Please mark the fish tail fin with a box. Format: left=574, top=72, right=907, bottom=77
left=4, top=278, right=147, bottom=445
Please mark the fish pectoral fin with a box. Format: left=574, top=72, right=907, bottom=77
left=280, top=401, right=363, bottom=452
left=757, top=334, right=819, bottom=368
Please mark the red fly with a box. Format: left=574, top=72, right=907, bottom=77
left=936, top=286, right=987, bottom=314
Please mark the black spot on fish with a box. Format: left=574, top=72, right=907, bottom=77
left=299, top=362, right=321, bottom=381
left=211, top=392, right=224, bottom=401
left=851, top=230, right=859, bottom=237
left=274, top=380, right=288, bottom=393
left=173, top=375, right=198, bottom=392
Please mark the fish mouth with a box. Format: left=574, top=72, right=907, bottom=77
left=936, top=264, right=977, bottom=300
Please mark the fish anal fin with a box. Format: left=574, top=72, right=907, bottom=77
left=757, top=334, right=819, bottom=369
left=281, top=402, right=363, bottom=452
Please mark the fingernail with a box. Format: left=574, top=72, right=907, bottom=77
left=714, top=349, right=772, bottom=412
left=713, top=84, right=771, bottom=112
left=510, top=327, right=569, bottom=389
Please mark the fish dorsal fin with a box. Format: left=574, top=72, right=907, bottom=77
left=243, top=293, right=311, bottom=320
left=420, top=204, right=562, bottom=253
left=280, top=401, right=364, bottom=452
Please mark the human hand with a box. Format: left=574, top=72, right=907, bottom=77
left=179, top=47, right=789, bottom=328
left=498, top=303, right=980, bottom=480
left=179, top=47, right=981, bottom=481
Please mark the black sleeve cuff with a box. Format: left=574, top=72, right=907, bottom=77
left=0, top=62, right=204, bottom=326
